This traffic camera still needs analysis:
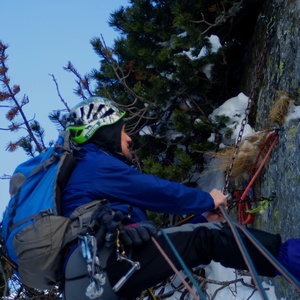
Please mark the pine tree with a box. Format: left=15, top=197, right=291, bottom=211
left=90, top=0, right=262, bottom=183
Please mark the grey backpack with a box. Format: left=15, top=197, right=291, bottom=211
left=2, top=132, right=100, bottom=289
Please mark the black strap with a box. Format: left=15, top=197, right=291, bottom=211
left=8, top=209, right=55, bottom=233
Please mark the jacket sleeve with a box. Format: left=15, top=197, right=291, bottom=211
left=92, top=154, right=215, bottom=215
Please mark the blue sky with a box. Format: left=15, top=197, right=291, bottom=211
left=0, top=0, right=129, bottom=214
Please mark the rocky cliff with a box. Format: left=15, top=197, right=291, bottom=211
left=241, top=0, right=300, bottom=298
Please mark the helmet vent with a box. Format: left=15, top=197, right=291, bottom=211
left=101, top=108, right=114, bottom=119
left=87, top=104, right=94, bottom=119
left=80, top=107, right=85, bottom=118
left=97, top=104, right=105, bottom=112
left=76, top=129, right=83, bottom=137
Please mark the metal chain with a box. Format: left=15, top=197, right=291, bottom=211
left=223, top=17, right=275, bottom=194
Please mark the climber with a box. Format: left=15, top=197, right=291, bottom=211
left=62, top=96, right=300, bottom=300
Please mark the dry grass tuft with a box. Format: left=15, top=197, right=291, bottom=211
left=203, top=131, right=271, bottom=185
left=269, top=91, right=294, bottom=125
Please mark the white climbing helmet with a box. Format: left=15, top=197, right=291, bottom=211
left=66, top=96, right=126, bottom=144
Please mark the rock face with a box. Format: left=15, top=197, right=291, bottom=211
left=241, top=0, right=300, bottom=298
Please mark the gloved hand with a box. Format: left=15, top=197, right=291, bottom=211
left=90, top=204, right=156, bottom=248
left=90, top=202, right=112, bottom=230
left=119, top=221, right=156, bottom=246
left=91, top=203, right=124, bottom=248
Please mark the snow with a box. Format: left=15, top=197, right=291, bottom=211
left=139, top=125, right=153, bottom=136
left=285, top=101, right=300, bottom=123
left=182, top=35, right=222, bottom=80
left=201, top=35, right=222, bottom=55
left=209, top=92, right=249, bottom=123
left=196, top=154, right=225, bottom=193
left=209, top=92, right=255, bottom=142
left=205, top=262, right=278, bottom=300
left=182, top=35, right=222, bottom=61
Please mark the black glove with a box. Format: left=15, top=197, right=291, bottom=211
left=90, top=204, right=156, bottom=247
left=119, top=221, right=156, bottom=246
left=91, top=203, right=124, bottom=248
left=90, top=202, right=112, bottom=230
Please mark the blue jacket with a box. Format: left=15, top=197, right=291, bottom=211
left=62, top=143, right=214, bottom=223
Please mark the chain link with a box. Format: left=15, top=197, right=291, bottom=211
left=223, top=18, right=275, bottom=194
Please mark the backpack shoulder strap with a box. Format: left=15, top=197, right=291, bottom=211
left=30, top=154, right=58, bottom=177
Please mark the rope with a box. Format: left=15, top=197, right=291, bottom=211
left=232, top=219, right=300, bottom=292
left=147, top=288, right=157, bottom=300
left=249, top=131, right=279, bottom=179
left=241, top=132, right=279, bottom=201
left=159, top=229, right=207, bottom=300
left=238, top=131, right=279, bottom=225
left=151, top=236, right=201, bottom=300
left=174, top=215, right=197, bottom=226
left=219, top=206, right=269, bottom=299
left=220, top=205, right=300, bottom=293
left=169, top=131, right=283, bottom=298
left=218, top=17, right=278, bottom=297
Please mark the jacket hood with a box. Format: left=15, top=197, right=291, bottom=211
left=86, top=118, right=124, bottom=155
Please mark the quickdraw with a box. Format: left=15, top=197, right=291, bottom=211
left=78, top=234, right=106, bottom=299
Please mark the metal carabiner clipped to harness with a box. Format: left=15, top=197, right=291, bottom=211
left=112, top=229, right=141, bottom=292
left=112, top=260, right=140, bottom=292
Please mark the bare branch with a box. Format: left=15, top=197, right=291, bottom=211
left=49, top=74, right=71, bottom=112
left=63, top=62, right=94, bottom=100
left=0, top=43, right=43, bottom=153
left=190, top=1, right=244, bottom=35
